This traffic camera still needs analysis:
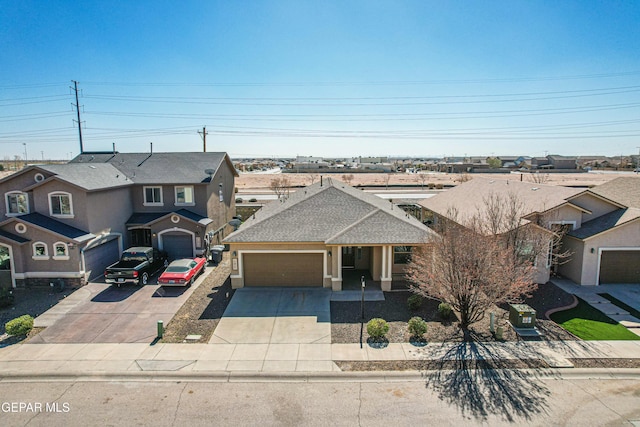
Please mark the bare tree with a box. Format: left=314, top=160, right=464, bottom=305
left=406, top=194, right=544, bottom=330
left=456, top=173, right=472, bottom=184
left=384, top=173, right=391, bottom=189
left=341, top=174, right=354, bottom=185
left=308, top=174, right=318, bottom=185
left=415, top=173, right=428, bottom=190
left=270, top=176, right=291, bottom=201
left=529, top=171, right=550, bottom=184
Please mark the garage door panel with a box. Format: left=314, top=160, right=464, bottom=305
left=244, top=253, right=323, bottom=287
left=599, top=250, right=640, bottom=284
left=162, top=233, right=193, bottom=260
left=85, top=239, right=120, bottom=281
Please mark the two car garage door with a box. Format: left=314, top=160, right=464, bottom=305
left=599, top=250, right=640, bottom=284
left=243, top=253, right=323, bottom=287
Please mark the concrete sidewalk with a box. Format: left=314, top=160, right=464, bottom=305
left=1, top=340, right=639, bottom=376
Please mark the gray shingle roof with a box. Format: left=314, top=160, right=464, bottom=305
left=568, top=208, right=640, bottom=239
left=35, top=163, right=132, bottom=191
left=70, top=152, right=237, bottom=184
left=225, top=178, right=434, bottom=244
left=12, top=213, right=94, bottom=242
left=588, top=177, right=640, bottom=209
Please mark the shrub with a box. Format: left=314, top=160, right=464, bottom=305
left=435, top=183, right=444, bottom=189
left=408, top=316, right=428, bottom=337
left=235, top=198, right=243, bottom=203
left=438, top=302, right=452, bottom=319
left=366, top=318, right=389, bottom=339
left=427, top=182, right=435, bottom=189
left=407, top=294, right=423, bottom=311
left=5, top=314, right=34, bottom=336
left=249, top=198, right=258, bottom=203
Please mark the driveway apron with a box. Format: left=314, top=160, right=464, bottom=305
left=210, top=288, right=331, bottom=344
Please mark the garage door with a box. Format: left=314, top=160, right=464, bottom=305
left=84, top=238, right=120, bottom=281
left=162, top=232, right=193, bottom=260
left=243, top=253, right=323, bottom=287
left=599, top=250, right=640, bottom=284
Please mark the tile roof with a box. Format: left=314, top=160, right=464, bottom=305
left=588, top=177, right=640, bottom=209
left=70, top=152, right=237, bottom=184
left=35, top=163, right=132, bottom=191
left=13, top=213, right=94, bottom=242
left=225, top=178, right=434, bottom=244
left=419, top=177, right=583, bottom=231
left=568, top=208, right=640, bottom=239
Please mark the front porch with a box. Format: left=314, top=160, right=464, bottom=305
left=329, top=245, right=408, bottom=292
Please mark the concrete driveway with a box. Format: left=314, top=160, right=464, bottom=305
left=210, top=288, right=331, bottom=344
left=29, top=270, right=211, bottom=344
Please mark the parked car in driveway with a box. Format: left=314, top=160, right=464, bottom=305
left=158, top=257, right=207, bottom=286
left=104, top=247, right=169, bottom=286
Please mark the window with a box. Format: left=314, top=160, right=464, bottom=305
left=49, top=192, right=73, bottom=217
left=393, top=246, right=413, bottom=264
left=5, top=192, right=29, bottom=215
left=143, top=186, right=163, bottom=206
left=32, top=242, right=49, bottom=260
left=517, top=241, right=537, bottom=266
left=175, top=186, right=194, bottom=205
left=53, top=242, right=69, bottom=260
left=546, top=240, right=554, bottom=268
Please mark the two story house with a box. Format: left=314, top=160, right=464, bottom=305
left=0, top=151, right=237, bottom=288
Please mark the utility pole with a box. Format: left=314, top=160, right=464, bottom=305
left=71, top=80, right=84, bottom=153
left=198, top=126, right=208, bottom=152
left=22, top=143, right=27, bottom=165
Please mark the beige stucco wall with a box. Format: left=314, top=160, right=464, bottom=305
left=207, top=162, right=237, bottom=229
left=571, top=193, right=619, bottom=224
left=542, top=205, right=583, bottom=229
left=0, top=169, right=55, bottom=218
left=86, top=187, right=132, bottom=238
left=581, top=221, right=640, bottom=285
left=558, top=236, right=585, bottom=285
left=31, top=180, right=90, bottom=231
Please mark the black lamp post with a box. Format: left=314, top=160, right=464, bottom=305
left=360, top=275, right=365, bottom=348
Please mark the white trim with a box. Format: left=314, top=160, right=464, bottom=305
left=546, top=240, right=553, bottom=269
left=53, top=241, right=69, bottom=260
left=230, top=249, right=330, bottom=281
left=174, top=185, right=195, bottom=206
left=48, top=191, right=74, bottom=218
left=596, top=247, right=640, bottom=285
left=143, top=185, right=164, bottom=206
left=15, top=223, right=27, bottom=234
left=0, top=243, right=16, bottom=288
left=32, top=241, right=49, bottom=260
left=337, top=247, right=342, bottom=280
left=157, top=228, right=196, bottom=257
left=5, top=191, right=29, bottom=216
left=13, top=271, right=85, bottom=279
left=170, top=214, right=180, bottom=224
left=34, top=172, right=45, bottom=183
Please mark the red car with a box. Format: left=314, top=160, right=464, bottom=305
left=158, top=257, right=206, bottom=286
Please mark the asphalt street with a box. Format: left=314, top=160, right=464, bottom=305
left=0, top=373, right=639, bottom=426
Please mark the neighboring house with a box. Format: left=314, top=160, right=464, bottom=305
left=547, top=155, right=577, bottom=170
left=224, top=178, right=436, bottom=291
left=419, top=177, right=640, bottom=286
left=0, top=151, right=237, bottom=288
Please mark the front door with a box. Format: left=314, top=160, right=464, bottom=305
left=342, top=246, right=355, bottom=269
left=130, top=229, right=152, bottom=247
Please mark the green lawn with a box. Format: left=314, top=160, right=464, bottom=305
left=550, top=298, right=640, bottom=341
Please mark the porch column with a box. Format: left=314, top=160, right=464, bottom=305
left=381, top=245, right=393, bottom=291
left=331, top=245, right=342, bottom=291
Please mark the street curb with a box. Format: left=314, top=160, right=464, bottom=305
left=1, top=368, right=639, bottom=383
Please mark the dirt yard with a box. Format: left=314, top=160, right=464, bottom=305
left=237, top=171, right=625, bottom=190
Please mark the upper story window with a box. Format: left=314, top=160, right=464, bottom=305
left=175, top=186, right=194, bottom=205
left=49, top=192, right=73, bottom=218
left=5, top=191, right=29, bottom=216
left=144, top=186, right=163, bottom=206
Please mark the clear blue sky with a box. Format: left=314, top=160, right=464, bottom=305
left=1, top=1, right=639, bottom=159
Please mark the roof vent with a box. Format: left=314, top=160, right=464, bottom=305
left=531, top=187, right=539, bottom=191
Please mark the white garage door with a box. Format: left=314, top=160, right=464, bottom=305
left=84, top=238, right=120, bottom=281
left=162, top=232, right=193, bottom=260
